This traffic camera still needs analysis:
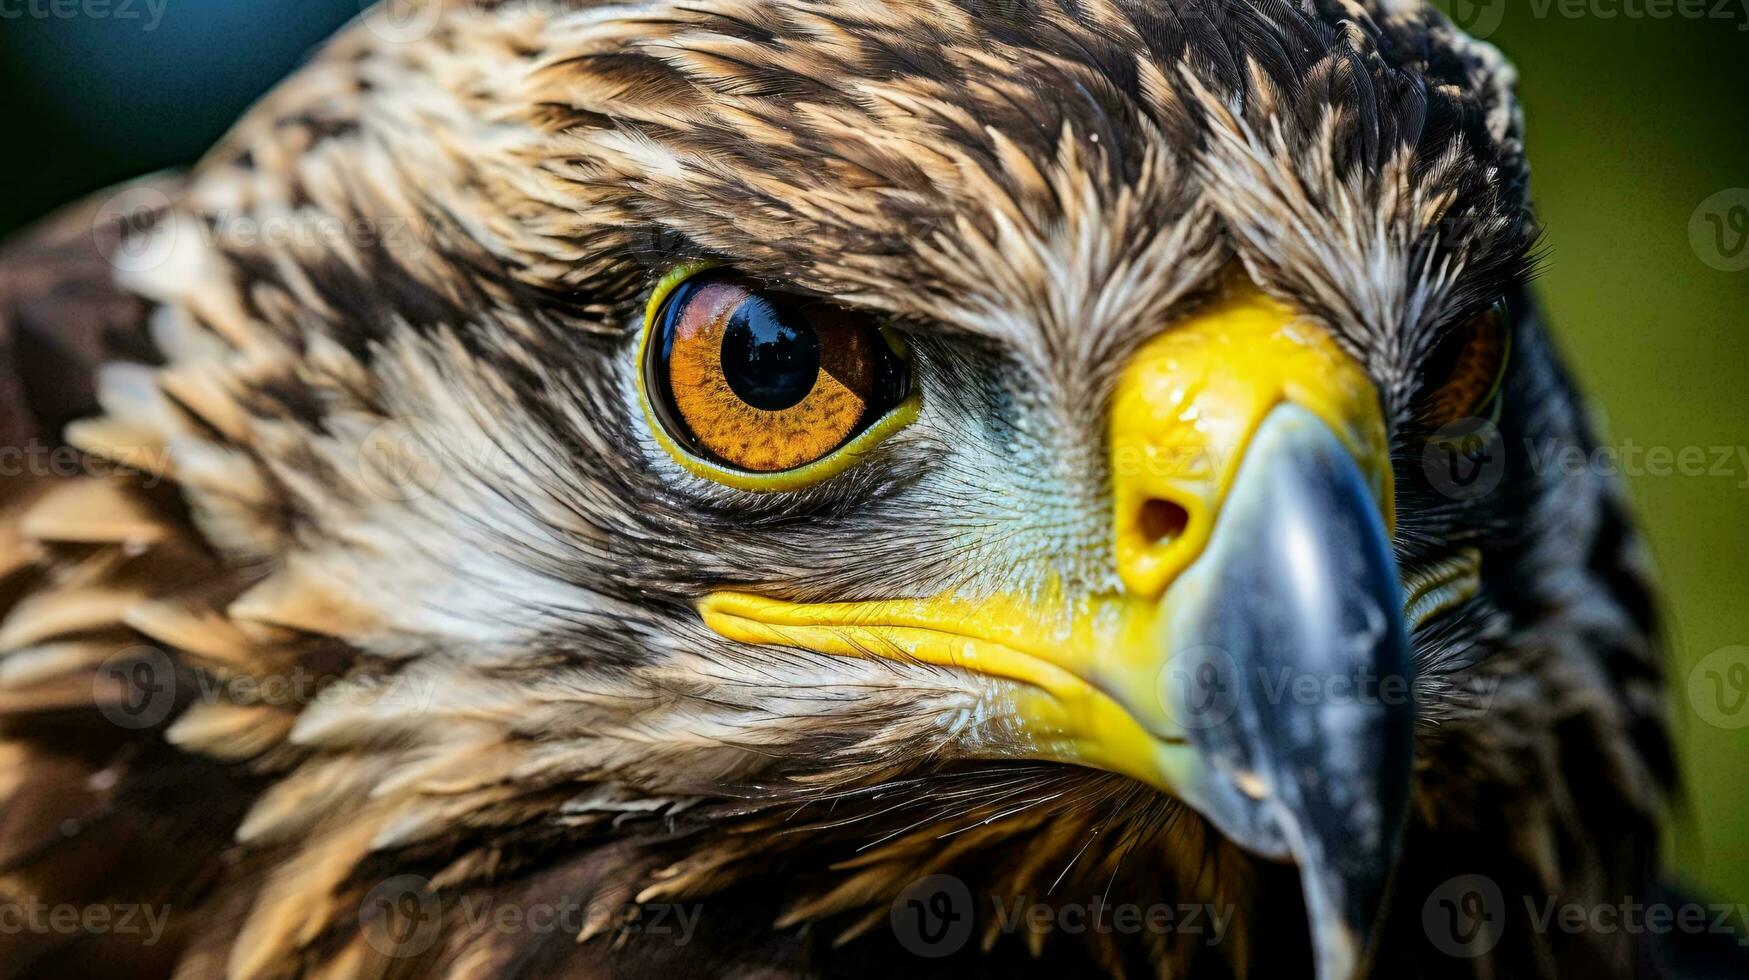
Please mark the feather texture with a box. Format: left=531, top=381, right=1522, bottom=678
left=0, top=2, right=1669, bottom=978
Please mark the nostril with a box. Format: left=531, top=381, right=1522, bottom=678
left=1138, top=498, right=1190, bottom=546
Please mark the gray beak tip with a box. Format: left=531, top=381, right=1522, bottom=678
left=1161, top=404, right=1415, bottom=980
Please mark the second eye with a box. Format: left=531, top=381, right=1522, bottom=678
left=644, top=271, right=910, bottom=474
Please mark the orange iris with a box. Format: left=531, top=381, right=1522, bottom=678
left=647, top=274, right=901, bottom=473
left=1417, top=302, right=1511, bottom=427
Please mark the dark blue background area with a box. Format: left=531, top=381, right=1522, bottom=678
left=0, top=0, right=360, bottom=231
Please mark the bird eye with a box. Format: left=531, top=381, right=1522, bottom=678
left=1414, top=300, right=1512, bottom=428
left=639, top=267, right=915, bottom=488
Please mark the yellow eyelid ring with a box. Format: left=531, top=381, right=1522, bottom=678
left=635, top=265, right=920, bottom=492
left=639, top=391, right=921, bottom=492
left=643, top=260, right=721, bottom=327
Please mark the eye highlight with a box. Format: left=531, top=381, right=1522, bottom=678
left=639, top=267, right=915, bottom=489
left=1415, top=300, right=1512, bottom=428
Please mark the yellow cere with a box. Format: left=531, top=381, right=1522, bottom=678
left=1108, top=277, right=1395, bottom=600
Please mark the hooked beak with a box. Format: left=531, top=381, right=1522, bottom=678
left=701, top=277, right=1422, bottom=978
left=1158, top=403, right=1413, bottom=978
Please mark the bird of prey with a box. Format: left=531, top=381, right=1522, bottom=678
left=0, top=0, right=1679, bottom=977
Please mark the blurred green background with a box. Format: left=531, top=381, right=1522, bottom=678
left=0, top=0, right=1744, bottom=902
left=1476, top=9, right=1749, bottom=906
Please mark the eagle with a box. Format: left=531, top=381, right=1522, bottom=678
left=0, top=0, right=1682, bottom=977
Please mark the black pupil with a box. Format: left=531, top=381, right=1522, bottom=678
left=720, top=296, right=820, bottom=411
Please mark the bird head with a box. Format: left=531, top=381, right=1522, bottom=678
left=13, top=0, right=1668, bottom=977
